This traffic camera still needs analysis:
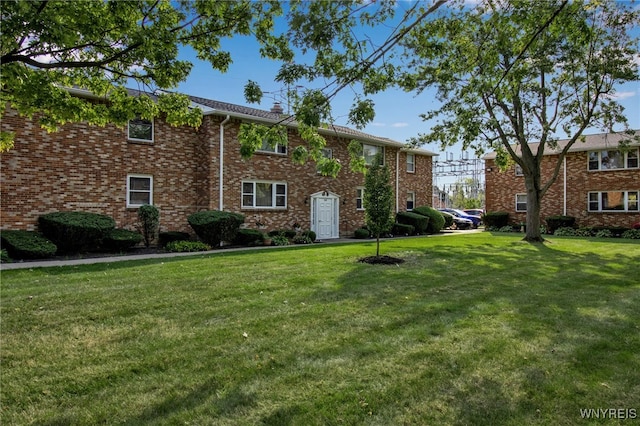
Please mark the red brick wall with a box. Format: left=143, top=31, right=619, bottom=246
left=485, top=152, right=640, bottom=228
left=1, top=110, right=433, bottom=237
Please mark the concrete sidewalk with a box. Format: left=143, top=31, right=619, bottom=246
left=1, top=230, right=478, bottom=271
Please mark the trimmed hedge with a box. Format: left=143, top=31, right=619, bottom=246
left=234, top=228, right=265, bottom=246
left=38, top=211, right=115, bottom=254
left=158, top=231, right=191, bottom=248
left=483, top=212, right=509, bottom=228
left=392, top=222, right=415, bottom=236
left=546, top=215, right=576, bottom=234
left=396, top=211, right=429, bottom=235
left=165, top=240, right=211, bottom=252
left=1, top=230, right=58, bottom=259
left=354, top=228, right=370, bottom=239
left=187, top=210, right=245, bottom=246
left=102, top=228, right=143, bottom=252
left=412, top=206, right=445, bottom=233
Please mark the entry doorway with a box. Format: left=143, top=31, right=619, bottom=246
left=310, top=191, right=340, bottom=239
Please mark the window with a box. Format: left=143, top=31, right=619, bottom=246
left=407, top=191, right=415, bottom=211
left=258, top=138, right=287, bottom=154
left=128, top=117, right=153, bottom=142
left=406, top=153, right=415, bottom=173
left=588, top=148, right=639, bottom=171
left=127, top=174, right=153, bottom=207
left=515, top=164, right=524, bottom=176
left=242, top=181, right=287, bottom=208
left=588, top=191, right=639, bottom=212
left=317, top=148, right=333, bottom=174
left=362, top=143, right=384, bottom=165
left=356, top=187, right=364, bottom=210
left=515, top=194, right=527, bottom=212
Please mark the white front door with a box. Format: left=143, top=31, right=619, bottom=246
left=311, top=192, right=339, bottom=239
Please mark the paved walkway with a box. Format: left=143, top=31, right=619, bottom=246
left=1, top=230, right=479, bottom=271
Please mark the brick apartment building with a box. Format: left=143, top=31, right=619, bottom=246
left=1, top=89, right=435, bottom=239
left=484, top=132, right=640, bottom=228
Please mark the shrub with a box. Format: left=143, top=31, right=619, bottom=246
left=396, top=211, right=429, bottom=234
left=268, top=229, right=297, bottom=239
left=412, top=206, right=445, bottom=233
left=137, top=205, right=159, bottom=247
left=165, top=240, right=211, bottom=252
left=271, top=235, right=290, bottom=246
left=102, top=228, right=143, bottom=252
left=632, top=222, right=640, bottom=230
left=1, top=249, right=10, bottom=263
left=498, top=225, right=515, bottom=233
left=354, top=228, right=370, bottom=239
left=595, top=229, right=614, bottom=238
left=483, top=212, right=509, bottom=228
left=301, top=230, right=316, bottom=242
left=621, top=229, right=640, bottom=239
left=439, top=211, right=455, bottom=229
left=187, top=210, right=244, bottom=246
left=38, top=211, right=115, bottom=254
left=158, top=231, right=191, bottom=248
left=292, top=230, right=316, bottom=244
left=234, top=228, right=265, bottom=246
left=554, top=227, right=577, bottom=237
left=392, top=222, right=415, bottom=236
left=546, top=215, right=576, bottom=235
left=575, top=227, right=595, bottom=237
left=1, top=230, right=58, bottom=259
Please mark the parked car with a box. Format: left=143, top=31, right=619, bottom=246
left=464, top=209, right=484, bottom=217
left=439, top=208, right=482, bottom=229
left=439, top=210, right=474, bottom=230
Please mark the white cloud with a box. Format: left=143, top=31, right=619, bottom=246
left=391, top=122, right=409, bottom=128
left=603, top=91, right=636, bottom=100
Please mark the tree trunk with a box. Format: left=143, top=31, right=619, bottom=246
left=376, top=234, right=380, bottom=256
left=524, top=174, right=545, bottom=242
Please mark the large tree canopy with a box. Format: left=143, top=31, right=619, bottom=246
left=0, top=0, right=289, bottom=150
left=398, top=0, right=639, bottom=241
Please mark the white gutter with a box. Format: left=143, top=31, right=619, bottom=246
left=396, top=150, right=400, bottom=213
left=219, top=115, right=231, bottom=211
left=563, top=155, right=567, bottom=216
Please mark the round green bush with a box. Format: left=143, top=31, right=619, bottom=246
left=187, top=210, right=244, bottom=246
left=482, top=211, right=509, bottom=228
left=354, top=228, right=370, bottom=239
left=0, top=230, right=58, bottom=259
left=102, top=228, right=143, bottom=252
left=621, top=229, right=640, bottom=239
left=301, top=229, right=316, bottom=242
left=38, top=211, right=115, bottom=254
left=554, top=227, right=577, bottom=237
left=412, top=206, right=446, bottom=233
left=234, top=228, right=265, bottom=246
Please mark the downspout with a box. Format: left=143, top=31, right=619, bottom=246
left=219, top=115, right=231, bottom=211
left=396, top=150, right=400, bottom=212
left=563, top=155, right=567, bottom=216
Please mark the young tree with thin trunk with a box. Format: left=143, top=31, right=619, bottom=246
left=363, top=154, right=394, bottom=257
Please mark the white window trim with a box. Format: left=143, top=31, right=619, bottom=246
left=126, top=174, right=153, bottom=208
left=127, top=117, right=154, bottom=142
left=515, top=193, right=527, bottom=212
left=356, top=187, right=365, bottom=210
left=406, top=153, right=415, bottom=173
left=587, top=190, right=639, bottom=212
left=407, top=191, right=415, bottom=211
left=362, top=143, right=384, bottom=166
left=588, top=148, right=639, bottom=171
left=241, top=180, right=287, bottom=209
left=257, top=137, right=288, bottom=155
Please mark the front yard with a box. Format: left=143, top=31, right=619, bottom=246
left=1, top=233, right=639, bottom=425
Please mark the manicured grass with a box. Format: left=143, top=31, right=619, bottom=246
left=1, top=233, right=639, bottom=425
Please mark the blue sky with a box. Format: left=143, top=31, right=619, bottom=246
left=175, top=4, right=640, bottom=170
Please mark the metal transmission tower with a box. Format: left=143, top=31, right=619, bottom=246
left=432, top=152, right=485, bottom=209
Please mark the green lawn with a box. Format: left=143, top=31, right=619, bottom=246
left=1, top=233, right=639, bottom=425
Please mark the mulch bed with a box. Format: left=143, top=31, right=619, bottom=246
left=358, top=255, right=405, bottom=265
